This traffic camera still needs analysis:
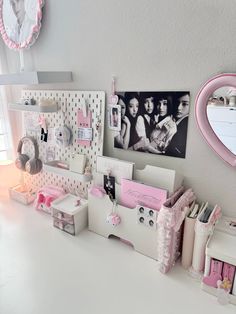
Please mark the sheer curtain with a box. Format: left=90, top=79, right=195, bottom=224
left=0, top=40, right=14, bottom=162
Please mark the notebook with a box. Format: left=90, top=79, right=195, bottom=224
left=181, top=202, right=199, bottom=269
left=120, top=178, right=167, bottom=210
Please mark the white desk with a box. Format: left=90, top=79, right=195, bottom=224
left=0, top=197, right=235, bottom=314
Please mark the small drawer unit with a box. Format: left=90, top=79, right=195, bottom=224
left=51, top=194, right=88, bottom=236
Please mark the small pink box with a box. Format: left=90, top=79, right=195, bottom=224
left=120, top=179, right=167, bottom=211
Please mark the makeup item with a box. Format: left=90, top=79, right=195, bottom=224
left=56, top=161, right=69, bottom=170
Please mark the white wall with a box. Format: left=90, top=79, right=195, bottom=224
left=4, top=0, right=236, bottom=215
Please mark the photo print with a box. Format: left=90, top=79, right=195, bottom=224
left=113, top=91, right=190, bottom=158
left=104, top=174, right=116, bottom=200
left=107, top=104, right=121, bottom=131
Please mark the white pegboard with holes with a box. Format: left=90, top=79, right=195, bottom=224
left=21, top=90, right=105, bottom=197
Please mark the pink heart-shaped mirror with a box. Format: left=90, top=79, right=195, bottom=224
left=195, top=73, right=236, bottom=166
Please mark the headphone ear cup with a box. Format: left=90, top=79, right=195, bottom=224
left=15, top=154, right=29, bottom=171
left=35, top=158, right=43, bottom=174
left=25, top=158, right=43, bottom=175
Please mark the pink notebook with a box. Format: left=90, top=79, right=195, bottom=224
left=120, top=179, right=167, bottom=210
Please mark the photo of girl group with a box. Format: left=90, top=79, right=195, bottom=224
left=114, top=91, right=190, bottom=158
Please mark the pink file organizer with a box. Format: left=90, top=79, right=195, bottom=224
left=157, top=187, right=196, bottom=273
left=120, top=178, right=167, bottom=211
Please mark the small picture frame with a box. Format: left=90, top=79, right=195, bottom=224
left=104, top=175, right=116, bottom=200
left=107, top=104, right=121, bottom=131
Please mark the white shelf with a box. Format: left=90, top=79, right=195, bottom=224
left=8, top=103, right=58, bottom=113
left=206, top=230, right=236, bottom=266
left=43, top=161, right=92, bottom=183
left=0, top=71, right=72, bottom=85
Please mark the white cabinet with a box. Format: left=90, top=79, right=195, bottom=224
left=201, top=229, right=236, bottom=305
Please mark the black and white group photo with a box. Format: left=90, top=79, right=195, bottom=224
left=114, top=91, right=190, bottom=158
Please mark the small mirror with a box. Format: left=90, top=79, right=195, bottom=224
left=0, top=0, right=44, bottom=50
left=207, top=86, right=236, bottom=155
left=195, top=74, right=236, bottom=167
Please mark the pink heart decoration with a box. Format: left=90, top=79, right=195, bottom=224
left=195, top=73, right=236, bottom=167
left=110, top=94, right=119, bottom=105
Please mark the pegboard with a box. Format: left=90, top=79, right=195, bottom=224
left=21, top=90, right=105, bottom=197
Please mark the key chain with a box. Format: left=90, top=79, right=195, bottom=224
left=106, top=199, right=121, bottom=227
left=109, top=76, right=119, bottom=105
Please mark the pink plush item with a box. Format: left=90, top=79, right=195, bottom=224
left=35, top=185, right=65, bottom=211
left=106, top=213, right=121, bottom=226
left=45, top=196, right=54, bottom=207
left=89, top=185, right=106, bottom=198
left=203, top=259, right=223, bottom=288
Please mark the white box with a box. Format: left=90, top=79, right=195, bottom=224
left=51, top=194, right=88, bottom=235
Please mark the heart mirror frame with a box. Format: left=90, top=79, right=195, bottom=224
left=0, top=0, right=44, bottom=50
left=195, top=73, right=236, bottom=167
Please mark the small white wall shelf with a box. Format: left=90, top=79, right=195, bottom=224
left=0, top=71, right=72, bottom=85
left=43, top=161, right=92, bottom=183
left=8, top=103, right=58, bottom=113
left=201, top=230, right=236, bottom=305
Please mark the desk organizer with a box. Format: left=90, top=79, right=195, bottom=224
left=93, top=165, right=183, bottom=203
left=9, top=184, right=36, bottom=205
left=51, top=194, right=88, bottom=236
left=21, top=90, right=105, bottom=197
left=89, top=192, right=159, bottom=259
left=134, top=165, right=183, bottom=194
left=88, top=165, right=185, bottom=261
left=201, top=226, right=236, bottom=305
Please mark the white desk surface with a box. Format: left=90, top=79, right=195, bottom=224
left=0, top=197, right=235, bottom=314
